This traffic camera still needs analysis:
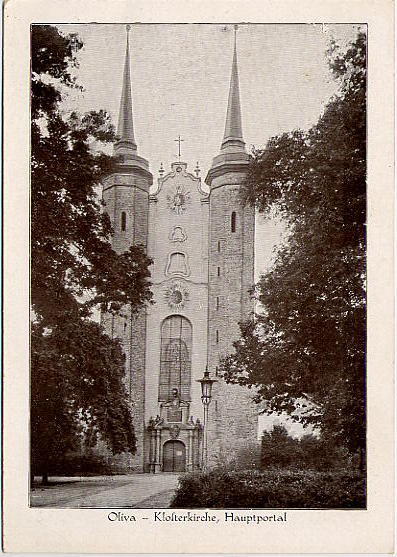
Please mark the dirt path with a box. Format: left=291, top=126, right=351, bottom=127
left=31, top=474, right=180, bottom=508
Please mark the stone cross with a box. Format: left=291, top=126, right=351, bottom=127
left=174, top=135, right=184, bottom=161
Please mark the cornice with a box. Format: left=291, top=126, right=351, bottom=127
left=152, top=277, right=208, bottom=287
left=205, top=160, right=249, bottom=188
left=113, top=163, right=153, bottom=185
left=103, top=182, right=150, bottom=195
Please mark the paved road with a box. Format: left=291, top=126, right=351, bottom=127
left=30, top=474, right=180, bottom=508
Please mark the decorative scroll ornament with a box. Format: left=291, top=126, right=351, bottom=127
left=169, top=424, right=181, bottom=439
left=165, top=251, right=190, bottom=277
left=164, top=282, right=189, bottom=311
left=167, top=185, right=191, bottom=215
left=169, top=225, right=187, bottom=243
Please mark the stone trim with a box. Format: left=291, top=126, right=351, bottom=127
left=103, top=183, right=150, bottom=195
left=153, top=277, right=208, bottom=287
left=164, top=250, right=191, bottom=278
left=205, top=161, right=249, bottom=186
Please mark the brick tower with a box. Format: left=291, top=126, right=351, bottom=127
left=101, top=26, right=152, bottom=471
left=205, top=26, right=257, bottom=465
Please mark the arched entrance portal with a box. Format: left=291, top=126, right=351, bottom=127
left=163, top=440, right=186, bottom=472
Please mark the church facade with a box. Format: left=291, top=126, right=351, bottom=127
left=101, top=27, right=258, bottom=473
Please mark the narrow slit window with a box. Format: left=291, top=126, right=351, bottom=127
left=216, top=330, right=219, bottom=344
left=216, top=296, right=219, bottom=310
left=217, top=240, right=221, bottom=252
left=231, top=211, right=237, bottom=233
left=121, top=211, right=127, bottom=232
left=217, top=266, right=220, bottom=277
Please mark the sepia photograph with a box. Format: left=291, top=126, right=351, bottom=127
left=4, top=0, right=396, bottom=550
left=29, top=21, right=367, bottom=510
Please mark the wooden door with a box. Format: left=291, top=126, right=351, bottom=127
left=163, top=440, right=186, bottom=472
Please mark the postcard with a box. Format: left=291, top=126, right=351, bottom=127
left=3, top=0, right=394, bottom=553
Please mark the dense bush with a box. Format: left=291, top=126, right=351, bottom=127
left=233, top=442, right=262, bottom=470
left=170, top=468, right=365, bottom=509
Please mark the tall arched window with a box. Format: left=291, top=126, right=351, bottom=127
left=159, top=315, right=192, bottom=402
left=231, top=211, right=237, bottom=233
left=121, top=211, right=126, bottom=232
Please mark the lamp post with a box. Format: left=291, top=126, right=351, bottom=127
left=197, top=368, right=217, bottom=469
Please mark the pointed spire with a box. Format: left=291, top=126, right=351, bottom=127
left=115, top=25, right=137, bottom=153
left=205, top=25, right=249, bottom=187
left=221, top=25, right=245, bottom=152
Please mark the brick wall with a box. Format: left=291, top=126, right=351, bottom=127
left=207, top=173, right=258, bottom=465
left=100, top=169, right=150, bottom=471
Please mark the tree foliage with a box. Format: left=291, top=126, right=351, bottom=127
left=31, top=320, right=136, bottom=477
left=31, top=25, right=152, bottom=478
left=222, top=31, right=366, bottom=457
left=261, top=425, right=352, bottom=471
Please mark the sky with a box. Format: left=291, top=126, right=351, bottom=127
left=56, top=23, right=359, bottom=277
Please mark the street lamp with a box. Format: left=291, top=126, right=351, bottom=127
left=197, top=368, right=217, bottom=469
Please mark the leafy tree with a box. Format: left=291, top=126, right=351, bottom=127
left=31, top=320, right=136, bottom=481
left=261, top=425, right=297, bottom=469
left=31, top=25, right=152, bottom=482
left=222, top=31, right=366, bottom=464
left=260, top=426, right=353, bottom=472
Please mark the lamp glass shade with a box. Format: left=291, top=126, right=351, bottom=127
left=202, top=381, right=211, bottom=399
left=197, top=370, right=217, bottom=404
